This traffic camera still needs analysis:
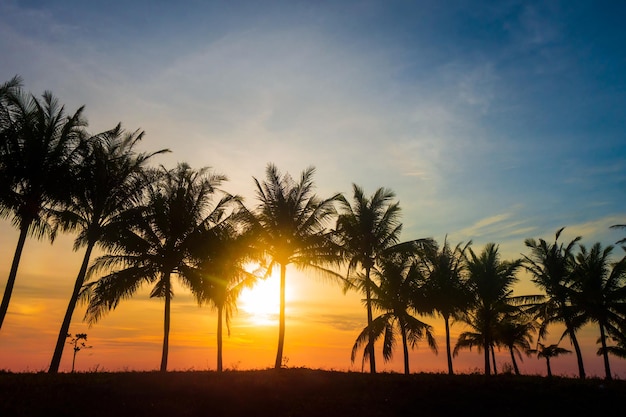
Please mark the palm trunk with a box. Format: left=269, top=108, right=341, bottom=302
left=49, top=241, right=95, bottom=373
left=399, top=317, right=410, bottom=375
left=509, top=346, right=520, bottom=375
left=546, top=357, right=552, bottom=378
left=217, top=305, right=223, bottom=372
left=0, top=223, right=29, bottom=330
left=160, top=274, right=171, bottom=372
left=483, top=339, right=491, bottom=376
left=444, top=314, right=453, bottom=375
left=564, top=316, right=585, bottom=379
left=599, top=322, right=612, bottom=380
left=364, top=265, right=376, bottom=374
left=491, top=345, right=498, bottom=375
left=71, top=346, right=77, bottom=373
left=274, top=263, right=286, bottom=369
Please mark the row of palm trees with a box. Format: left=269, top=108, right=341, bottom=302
left=2, top=77, right=626, bottom=379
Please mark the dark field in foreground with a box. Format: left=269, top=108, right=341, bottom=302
left=1, top=368, right=624, bottom=417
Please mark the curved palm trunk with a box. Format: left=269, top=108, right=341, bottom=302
left=443, top=315, right=454, bottom=375
left=364, top=265, right=376, bottom=374
left=217, top=305, right=223, bottom=372
left=399, top=317, right=410, bottom=375
left=274, top=263, right=287, bottom=369
left=509, top=346, right=520, bottom=375
left=160, top=274, right=171, bottom=372
left=545, top=357, right=552, bottom=378
left=599, top=322, right=611, bottom=380
left=564, top=316, right=585, bottom=379
left=49, top=242, right=95, bottom=373
left=0, top=224, right=29, bottom=330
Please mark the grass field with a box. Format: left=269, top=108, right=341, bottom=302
left=1, top=368, right=624, bottom=417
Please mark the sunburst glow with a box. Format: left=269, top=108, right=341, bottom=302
left=238, top=268, right=294, bottom=325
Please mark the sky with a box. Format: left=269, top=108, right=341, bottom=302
left=1, top=0, right=625, bottom=377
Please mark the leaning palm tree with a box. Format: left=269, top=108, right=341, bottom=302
left=246, top=164, right=342, bottom=369
left=47, top=125, right=168, bottom=373
left=569, top=242, right=626, bottom=380
left=0, top=87, right=87, bottom=330
left=494, top=314, right=538, bottom=375
left=335, top=184, right=403, bottom=373
left=351, top=248, right=437, bottom=375
left=195, top=220, right=262, bottom=372
left=522, top=227, right=586, bottom=379
left=415, top=237, right=472, bottom=374
left=84, top=163, right=233, bottom=372
left=456, top=243, right=523, bottom=376
left=529, top=342, right=571, bottom=378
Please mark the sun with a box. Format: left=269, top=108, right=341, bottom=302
left=238, top=269, right=293, bottom=325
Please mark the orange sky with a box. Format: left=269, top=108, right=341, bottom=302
left=1, top=226, right=625, bottom=378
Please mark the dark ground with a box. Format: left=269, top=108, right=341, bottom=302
left=1, top=368, right=624, bottom=417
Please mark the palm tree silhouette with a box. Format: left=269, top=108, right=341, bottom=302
left=246, top=164, right=341, bottom=369
left=195, top=220, right=262, bottom=372
left=416, top=237, right=472, bottom=375
left=494, top=314, right=538, bottom=375
left=456, top=243, right=523, bottom=376
left=529, top=342, right=571, bottom=378
left=351, top=249, right=437, bottom=375
left=523, top=227, right=586, bottom=379
left=569, top=242, right=626, bottom=380
left=47, top=125, right=167, bottom=373
left=335, top=184, right=403, bottom=373
left=84, top=163, right=233, bottom=371
left=0, top=86, right=86, bottom=330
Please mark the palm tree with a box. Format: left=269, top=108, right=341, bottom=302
left=494, top=314, right=537, bottom=375
left=455, top=243, right=523, bottom=376
left=0, top=87, right=87, bottom=330
left=47, top=125, right=168, bottom=373
left=335, top=184, right=403, bottom=373
left=529, top=342, right=571, bottom=378
left=522, top=227, right=587, bottom=379
left=84, top=163, right=233, bottom=372
left=569, top=242, right=626, bottom=380
left=416, top=237, right=472, bottom=375
left=195, top=220, right=262, bottom=372
left=351, top=249, right=437, bottom=375
left=246, top=163, right=342, bottom=369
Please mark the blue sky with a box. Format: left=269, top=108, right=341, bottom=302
left=1, top=0, right=626, bottom=373
left=2, top=0, right=625, bottom=263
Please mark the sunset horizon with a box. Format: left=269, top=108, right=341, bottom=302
left=1, top=0, right=626, bottom=380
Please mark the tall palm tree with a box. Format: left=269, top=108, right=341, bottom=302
left=351, top=248, right=437, bottom=375
left=455, top=243, right=523, bottom=376
left=246, top=163, right=342, bottom=369
left=195, top=220, right=261, bottom=372
left=84, top=163, right=233, bottom=372
left=416, top=237, right=472, bottom=375
left=529, top=342, right=571, bottom=378
left=522, top=227, right=586, bottom=379
left=47, top=125, right=168, bottom=373
left=335, top=184, right=403, bottom=373
left=569, top=242, right=626, bottom=380
left=494, top=314, right=538, bottom=375
left=0, top=87, right=87, bottom=330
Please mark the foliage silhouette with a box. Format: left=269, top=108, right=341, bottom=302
left=47, top=124, right=168, bottom=373
left=529, top=342, right=571, bottom=378
left=569, top=242, right=626, bottom=380
left=523, top=227, right=587, bottom=379
left=335, top=184, right=403, bottom=373
left=0, top=85, right=87, bottom=330
left=83, top=163, right=234, bottom=371
left=244, top=163, right=342, bottom=369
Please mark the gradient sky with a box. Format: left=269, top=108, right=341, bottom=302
left=1, top=0, right=625, bottom=376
